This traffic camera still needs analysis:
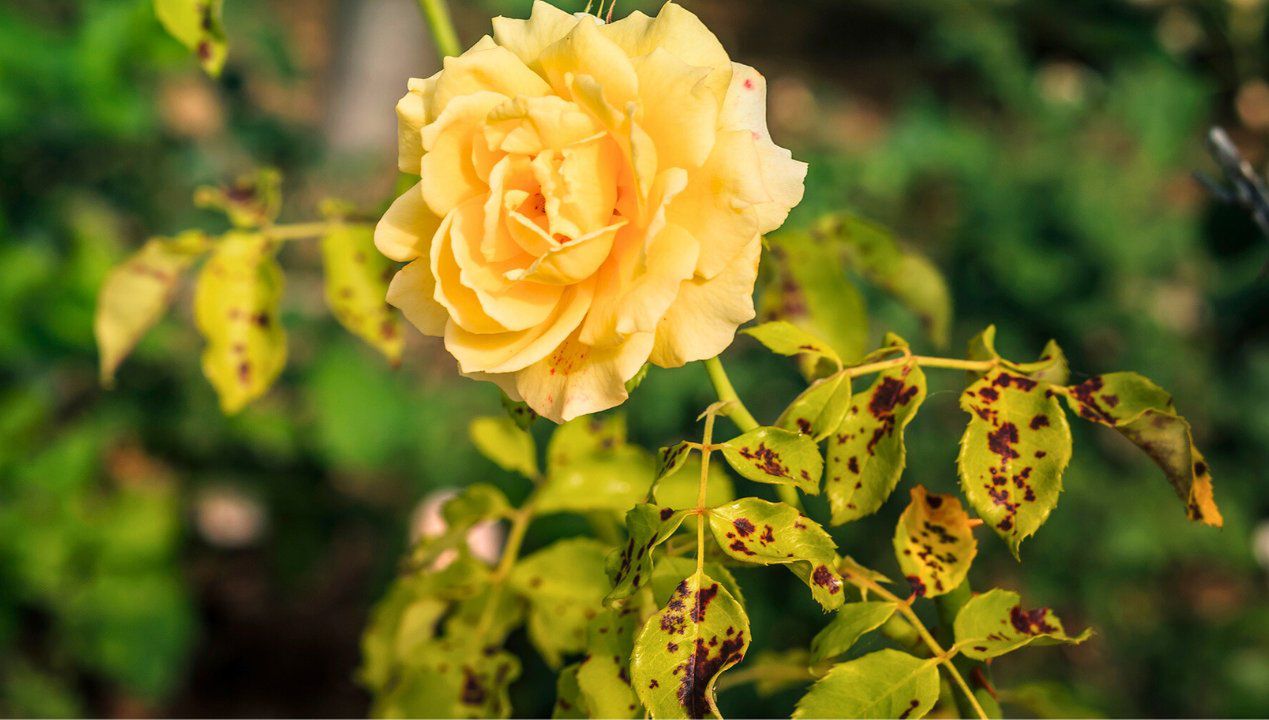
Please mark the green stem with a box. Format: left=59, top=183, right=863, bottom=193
left=417, top=0, right=461, bottom=59
left=475, top=500, right=535, bottom=639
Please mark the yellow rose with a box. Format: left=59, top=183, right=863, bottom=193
left=377, top=1, right=806, bottom=422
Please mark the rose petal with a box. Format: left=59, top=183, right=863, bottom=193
left=446, top=277, right=596, bottom=375
left=386, top=259, right=447, bottom=337
left=515, top=329, right=654, bottom=423
left=650, top=237, right=760, bottom=367
left=375, top=181, right=442, bottom=263
left=421, top=92, right=508, bottom=217
left=491, top=1, right=579, bottom=73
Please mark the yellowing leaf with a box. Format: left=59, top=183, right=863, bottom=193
left=793, top=649, right=939, bottom=720
left=96, top=230, right=209, bottom=385
left=469, top=415, right=538, bottom=479
left=655, top=442, right=695, bottom=483
left=372, top=637, right=521, bottom=719
left=605, top=504, right=690, bottom=605
left=194, top=168, right=282, bottom=228
left=892, top=486, right=977, bottom=598
left=553, top=664, right=587, bottom=719
left=718, top=427, right=823, bottom=495
left=321, top=222, right=402, bottom=363
left=193, top=232, right=286, bottom=414
left=548, top=414, right=627, bottom=472
left=358, top=573, right=447, bottom=694
left=809, top=601, right=898, bottom=664
left=958, top=369, right=1072, bottom=556
left=631, top=571, right=750, bottom=719
left=1064, top=373, right=1222, bottom=526
left=824, top=355, right=927, bottom=524
left=154, top=0, right=227, bottom=76
left=650, top=557, right=744, bottom=608
left=708, top=498, right=844, bottom=611
left=742, top=321, right=841, bottom=367
left=759, top=230, right=869, bottom=369
left=776, top=370, right=853, bottom=442
left=953, top=589, right=1091, bottom=660
left=509, top=538, right=611, bottom=668
left=575, top=608, right=644, bottom=718
left=536, top=446, right=654, bottom=515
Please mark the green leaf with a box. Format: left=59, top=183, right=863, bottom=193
left=443, top=584, right=526, bottom=646
left=626, top=363, right=650, bottom=394
left=1028, top=340, right=1069, bottom=386
left=469, top=416, right=538, bottom=479
left=759, top=231, right=869, bottom=367
left=194, top=169, right=281, bottom=228
left=441, top=484, right=511, bottom=530
left=967, top=325, right=1000, bottom=363
left=359, top=574, right=448, bottom=693
left=822, top=213, right=952, bottom=348
left=536, top=445, right=655, bottom=515
left=576, top=608, right=644, bottom=718
left=96, top=231, right=210, bottom=385
left=1064, top=373, right=1222, bottom=526
left=631, top=571, right=750, bottom=719
left=839, top=556, right=893, bottom=588
left=605, top=504, right=690, bottom=605
left=718, top=427, right=823, bottom=495
left=708, top=498, right=844, bottom=611
left=742, top=321, right=841, bottom=367
left=501, top=393, right=538, bottom=431
left=548, top=414, right=628, bottom=472
left=775, top=371, right=853, bottom=442
left=953, top=589, right=1091, bottom=660
left=553, top=664, right=587, bottom=719
left=153, top=0, right=227, bottom=75
left=958, top=368, right=1072, bottom=556
left=892, top=486, right=977, bottom=598
left=193, top=232, right=286, bottom=414
left=824, top=356, right=927, bottom=524
left=371, top=638, right=521, bottom=719
left=509, top=538, right=611, bottom=667
left=655, top=442, right=695, bottom=483
left=809, top=601, right=898, bottom=664
left=794, top=649, right=939, bottom=720
left=320, top=222, right=402, bottom=364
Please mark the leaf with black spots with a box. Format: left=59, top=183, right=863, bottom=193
left=469, top=416, right=538, bottom=479
left=708, top=498, right=844, bottom=611
left=953, top=589, right=1091, bottom=660
left=1063, top=373, right=1222, bottom=526
left=605, top=504, right=691, bottom=605
left=776, top=371, right=853, bottom=442
left=650, top=557, right=744, bottom=609
left=509, top=538, right=611, bottom=667
left=321, top=222, right=402, bottom=363
left=631, top=571, right=750, bottom=719
left=893, top=486, right=977, bottom=598
left=742, top=321, right=842, bottom=367
left=548, top=414, right=628, bottom=472
left=793, top=649, right=939, bottom=720
left=718, top=427, right=822, bottom=495
left=809, top=601, right=898, bottom=663
left=358, top=573, right=448, bottom=694
left=194, top=169, right=281, bottom=228
left=96, top=230, right=210, bottom=385
left=371, top=637, right=521, bottom=719
left=154, top=0, right=228, bottom=76
left=824, top=357, right=927, bottom=524
left=576, top=608, right=644, bottom=718
left=193, top=232, right=286, bottom=414
left=553, top=664, right=587, bottom=719
left=501, top=393, right=538, bottom=431
left=442, top=584, right=526, bottom=647
left=958, top=368, right=1072, bottom=556
left=1027, top=340, right=1069, bottom=386
left=655, top=442, right=695, bottom=484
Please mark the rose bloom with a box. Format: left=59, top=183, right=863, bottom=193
left=377, top=1, right=805, bottom=422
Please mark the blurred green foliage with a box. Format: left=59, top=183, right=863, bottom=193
left=1, top=0, right=1267, bottom=717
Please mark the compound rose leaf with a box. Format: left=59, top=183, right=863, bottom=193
left=193, top=232, right=286, bottom=414
left=708, top=498, right=844, bottom=611
left=631, top=571, right=749, bottom=719
left=96, top=230, right=210, bottom=385
left=958, top=368, right=1072, bottom=557
left=824, top=358, right=927, bottom=524
left=1063, top=373, right=1222, bottom=526
left=893, top=486, right=978, bottom=598
left=953, top=589, right=1091, bottom=660
left=793, top=649, right=939, bottom=720
left=718, top=427, right=822, bottom=495
left=320, top=222, right=402, bottom=364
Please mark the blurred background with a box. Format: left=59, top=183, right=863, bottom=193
left=2, top=0, right=1269, bottom=716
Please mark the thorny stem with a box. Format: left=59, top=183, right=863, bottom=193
left=843, top=575, right=990, bottom=720
left=417, top=0, right=462, bottom=60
